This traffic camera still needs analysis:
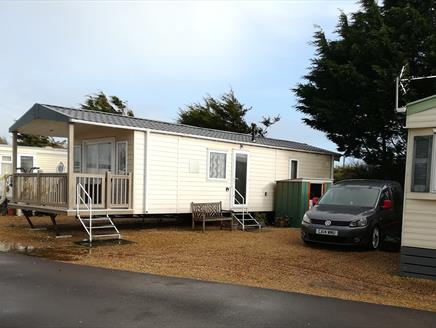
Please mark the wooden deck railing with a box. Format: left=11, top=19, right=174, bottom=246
left=13, top=173, right=68, bottom=206
left=74, top=173, right=106, bottom=209
left=13, top=172, right=132, bottom=210
left=108, top=173, right=132, bottom=209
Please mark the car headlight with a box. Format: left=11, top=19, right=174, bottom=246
left=302, top=213, right=311, bottom=224
left=349, top=217, right=367, bottom=227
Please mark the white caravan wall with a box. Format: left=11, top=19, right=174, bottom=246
left=132, top=130, right=146, bottom=214
left=402, top=128, right=436, bottom=250
left=146, top=132, right=333, bottom=214
left=0, top=145, right=67, bottom=173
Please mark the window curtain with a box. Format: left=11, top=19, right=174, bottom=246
left=209, top=152, right=226, bottom=179
left=84, top=142, right=112, bottom=174
left=117, top=142, right=127, bottom=175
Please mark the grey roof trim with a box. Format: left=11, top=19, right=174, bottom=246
left=72, top=117, right=340, bottom=158
left=9, top=104, right=71, bottom=132
left=12, top=103, right=341, bottom=158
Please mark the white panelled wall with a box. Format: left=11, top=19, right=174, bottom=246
left=143, top=132, right=333, bottom=214
left=402, top=127, right=436, bottom=250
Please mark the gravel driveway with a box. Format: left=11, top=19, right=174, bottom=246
left=1, top=215, right=435, bottom=312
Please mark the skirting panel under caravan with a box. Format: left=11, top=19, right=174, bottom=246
left=400, top=246, right=436, bottom=280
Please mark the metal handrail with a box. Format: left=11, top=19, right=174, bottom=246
left=234, top=188, right=247, bottom=229
left=234, top=188, right=245, bottom=205
left=76, top=183, right=93, bottom=241
left=232, top=187, right=260, bottom=230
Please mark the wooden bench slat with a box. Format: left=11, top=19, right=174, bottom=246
left=191, top=201, right=233, bottom=232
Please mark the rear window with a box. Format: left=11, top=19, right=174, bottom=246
left=318, top=186, right=381, bottom=207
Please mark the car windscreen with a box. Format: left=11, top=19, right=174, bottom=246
left=318, top=186, right=380, bottom=207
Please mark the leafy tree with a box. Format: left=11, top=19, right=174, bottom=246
left=17, top=134, right=65, bottom=148
left=0, top=136, right=7, bottom=145
left=334, top=161, right=379, bottom=182
left=81, top=91, right=134, bottom=116
left=293, top=0, right=436, bottom=181
left=178, top=89, right=280, bottom=136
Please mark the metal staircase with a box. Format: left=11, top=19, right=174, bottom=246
left=76, top=183, right=121, bottom=242
left=231, top=189, right=261, bottom=231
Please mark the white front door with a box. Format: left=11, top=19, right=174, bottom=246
left=232, top=151, right=249, bottom=207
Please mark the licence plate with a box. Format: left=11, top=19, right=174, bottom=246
left=316, top=229, right=338, bottom=236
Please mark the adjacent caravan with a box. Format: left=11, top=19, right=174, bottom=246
left=0, top=144, right=67, bottom=202
left=401, top=95, right=436, bottom=280
left=8, top=104, right=340, bottom=221
left=0, top=144, right=67, bottom=175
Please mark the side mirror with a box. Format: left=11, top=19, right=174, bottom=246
left=381, top=199, right=393, bottom=210
left=312, top=197, right=319, bottom=206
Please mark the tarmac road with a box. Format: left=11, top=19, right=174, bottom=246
left=0, top=252, right=435, bottom=328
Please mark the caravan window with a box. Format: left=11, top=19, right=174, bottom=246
left=74, top=145, right=82, bottom=173
left=208, top=151, right=226, bottom=180
left=411, top=135, right=433, bottom=192
left=1, top=155, right=12, bottom=176
left=289, top=159, right=299, bottom=179
left=20, top=155, right=34, bottom=172
left=116, top=141, right=127, bottom=175
left=84, top=139, right=114, bottom=174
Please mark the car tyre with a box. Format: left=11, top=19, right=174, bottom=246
left=301, top=236, right=312, bottom=246
left=368, top=226, right=380, bottom=250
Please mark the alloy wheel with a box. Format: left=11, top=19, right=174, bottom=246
left=371, top=226, right=380, bottom=249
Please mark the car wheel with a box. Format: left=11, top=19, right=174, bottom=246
left=301, top=234, right=311, bottom=245
left=369, top=226, right=380, bottom=250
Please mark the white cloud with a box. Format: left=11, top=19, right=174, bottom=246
left=0, top=0, right=359, bottom=150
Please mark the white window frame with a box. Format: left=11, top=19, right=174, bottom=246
left=431, top=134, right=436, bottom=193
left=82, top=137, right=116, bottom=174
left=74, top=145, right=82, bottom=173
left=116, top=140, right=128, bottom=175
left=231, top=150, right=250, bottom=207
left=0, top=153, right=12, bottom=176
left=207, top=149, right=228, bottom=181
left=18, top=154, right=36, bottom=172
left=288, top=159, right=300, bottom=180
left=1, top=155, right=12, bottom=163
left=411, top=134, right=436, bottom=193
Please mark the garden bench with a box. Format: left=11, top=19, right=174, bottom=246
left=191, top=201, right=233, bottom=232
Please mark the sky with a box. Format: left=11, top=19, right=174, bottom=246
left=0, top=0, right=359, bottom=153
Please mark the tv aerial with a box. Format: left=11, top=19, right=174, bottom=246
left=396, top=64, right=436, bottom=113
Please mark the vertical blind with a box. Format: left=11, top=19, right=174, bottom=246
left=85, top=142, right=112, bottom=174
left=74, top=146, right=82, bottom=173
left=412, top=135, right=433, bottom=192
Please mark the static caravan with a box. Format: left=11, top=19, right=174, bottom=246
left=8, top=104, right=340, bottom=236
left=0, top=144, right=67, bottom=201
left=401, top=94, right=436, bottom=280
left=0, top=144, right=67, bottom=175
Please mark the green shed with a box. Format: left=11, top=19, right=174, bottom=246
left=275, top=178, right=333, bottom=227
